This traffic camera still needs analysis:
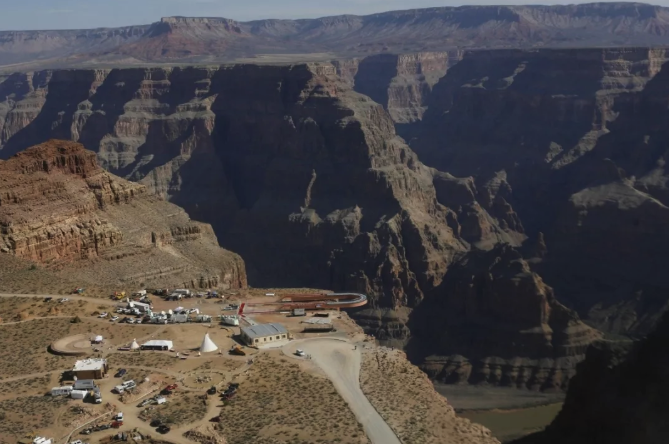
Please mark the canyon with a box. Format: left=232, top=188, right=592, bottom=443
left=3, top=3, right=669, bottom=70
left=3, top=14, right=669, bottom=393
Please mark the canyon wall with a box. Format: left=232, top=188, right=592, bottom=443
left=411, top=47, right=669, bottom=339
left=0, top=140, right=246, bottom=290
left=0, top=60, right=603, bottom=389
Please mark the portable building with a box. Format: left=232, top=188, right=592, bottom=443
left=70, top=390, right=87, bottom=399
left=292, top=308, right=306, bottom=317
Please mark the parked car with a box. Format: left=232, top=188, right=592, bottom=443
left=126, top=319, right=135, bottom=324
left=115, top=413, right=124, bottom=421
left=115, top=368, right=127, bottom=378
left=98, top=424, right=111, bottom=431
left=60, top=298, right=70, bottom=303
left=157, top=425, right=171, bottom=434
left=295, top=349, right=305, bottom=357
left=98, top=312, right=108, bottom=318
left=135, top=319, right=143, bottom=324
left=139, top=398, right=152, bottom=407
left=70, top=439, right=83, bottom=444
left=110, top=316, right=119, bottom=322
left=150, top=419, right=162, bottom=427
left=80, top=429, right=92, bottom=435
left=165, top=384, right=178, bottom=391
left=111, top=421, right=123, bottom=428
left=44, top=297, right=53, bottom=302
left=207, top=386, right=217, bottom=395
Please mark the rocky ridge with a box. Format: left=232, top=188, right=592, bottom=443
left=0, top=140, right=246, bottom=290
left=4, top=3, right=669, bottom=69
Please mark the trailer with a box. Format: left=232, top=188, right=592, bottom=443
left=51, top=386, right=73, bottom=396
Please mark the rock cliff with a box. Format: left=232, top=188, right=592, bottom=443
left=514, top=312, right=669, bottom=444
left=409, top=245, right=600, bottom=390
left=411, top=47, right=669, bottom=338
left=0, top=140, right=246, bottom=290
left=0, top=63, right=597, bottom=389
left=5, top=3, right=669, bottom=69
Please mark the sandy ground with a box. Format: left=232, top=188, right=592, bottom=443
left=285, top=338, right=401, bottom=444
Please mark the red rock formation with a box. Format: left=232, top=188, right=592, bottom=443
left=0, top=140, right=246, bottom=290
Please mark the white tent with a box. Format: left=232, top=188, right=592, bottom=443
left=130, top=339, right=140, bottom=350
left=199, top=333, right=218, bottom=353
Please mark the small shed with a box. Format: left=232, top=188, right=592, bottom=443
left=291, top=308, right=306, bottom=317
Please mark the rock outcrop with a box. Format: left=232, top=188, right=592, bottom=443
left=514, top=312, right=669, bottom=444
left=0, top=140, right=246, bottom=290
left=5, top=3, right=669, bottom=69
left=0, top=63, right=597, bottom=389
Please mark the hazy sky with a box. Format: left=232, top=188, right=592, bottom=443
left=1, top=0, right=668, bottom=31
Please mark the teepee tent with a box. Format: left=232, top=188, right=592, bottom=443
left=200, top=333, right=218, bottom=353
left=130, top=339, right=140, bottom=350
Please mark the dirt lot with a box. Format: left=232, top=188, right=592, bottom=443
left=139, top=392, right=208, bottom=426
left=216, top=350, right=369, bottom=444
left=359, top=347, right=498, bottom=444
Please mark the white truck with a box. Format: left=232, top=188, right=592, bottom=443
left=195, top=314, right=212, bottom=323
left=220, top=315, right=240, bottom=326
left=114, top=380, right=136, bottom=394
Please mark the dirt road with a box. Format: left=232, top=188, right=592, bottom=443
left=293, top=339, right=401, bottom=444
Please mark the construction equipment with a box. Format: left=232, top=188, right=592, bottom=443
left=229, top=345, right=246, bottom=356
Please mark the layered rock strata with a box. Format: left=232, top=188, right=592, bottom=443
left=0, top=140, right=246, bottom=290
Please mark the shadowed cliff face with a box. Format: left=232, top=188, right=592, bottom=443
left=0, top=60, right=599, bottom=389
left=410, top=47, right=669, bottom=338
left=514, top=312, right=669, bottom=444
